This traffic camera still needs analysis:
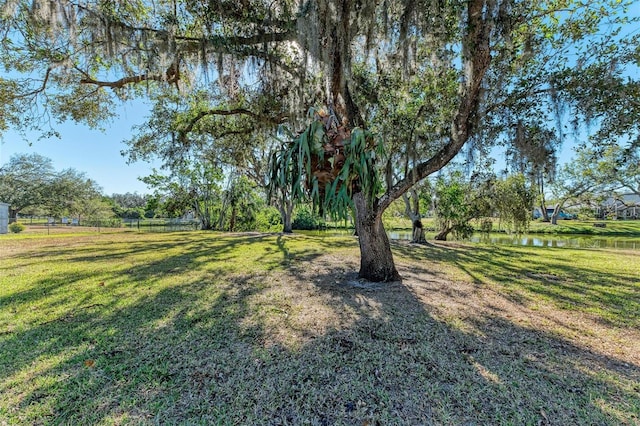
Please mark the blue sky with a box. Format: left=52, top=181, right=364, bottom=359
left=0, top=100, right=160, bottom=195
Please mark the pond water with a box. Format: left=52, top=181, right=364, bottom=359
left=467, top=234, right=637, bottom=249
left=300, top=229, right=640, bottom=250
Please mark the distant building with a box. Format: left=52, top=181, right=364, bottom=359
left=598, top=194, right=640, bottom=219
left=0, top=202, right=9, bottom=234
left=533, top=207, right=576, bottom=220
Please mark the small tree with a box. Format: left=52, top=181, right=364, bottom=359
left=549, top=149, right=601, bottom=225
left=434, top=179, right=473, bottom=241
left=433, top=172, right=494, bottom=241
left=493, top=174, right=535, bottom=234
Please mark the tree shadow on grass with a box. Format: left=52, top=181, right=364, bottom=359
left=277, top=249, right=639, bottom=424
left=393, top=241, right=640, bottom=328
left=0, top=233, right=638, bottom=424
left=0, top=233, right=352, bottom=382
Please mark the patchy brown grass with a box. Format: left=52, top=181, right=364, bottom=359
left=0, top=232, right=638, bottom=424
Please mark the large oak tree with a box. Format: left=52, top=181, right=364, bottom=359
left=1, top=0, right=635, bottom=281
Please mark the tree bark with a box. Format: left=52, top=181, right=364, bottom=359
left=434, top=227, right=452, bottom=241
left=403, top=190, right=426, bottom=243
left=9, top=208, right=18, bottom=223
left=537, top=174, right=550, bottom=222
left=550, top=202, right=561, bottom=225
left=412, top=220, right=426, bottom=243
left=229, top=205, right=237, bottom=232
left=539, top=200, right=550, bottom=222
left=195, top=200, right=212, bottom=230
left=353, top=192, right=401, bottom=282
left=280, top=200, right=293, bottom=233
left=217, top=203, right=227, bottom=231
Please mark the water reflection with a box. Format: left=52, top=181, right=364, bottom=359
left=466, top=235, right=640, bottom=250
left=301, top=230, right=640, bottom=250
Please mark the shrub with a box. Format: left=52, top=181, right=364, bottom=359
left=9, top=222, right=25, bottom=233
left=255, top=207, right=282, bottom=232
left=292, top=207, right=321, bottom=230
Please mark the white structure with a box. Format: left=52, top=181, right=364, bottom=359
left=0, top=202, right=9, bottom=234
left=599, top=194, right=640, bottom=219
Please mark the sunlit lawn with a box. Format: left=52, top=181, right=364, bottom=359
left=1, top=231, right=638, bottom=424
left=527, top=219, right=640, bottom=235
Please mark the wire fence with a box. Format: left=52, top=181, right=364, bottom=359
left=122, top=218, right=200, bottom=232
left=15, top=216, right=201, bottom=233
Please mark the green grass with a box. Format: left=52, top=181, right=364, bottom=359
left=395, top=240, right=640, bottom=327
left=527, top=219, right=640, bottom=236
left=1, top=231, right=639, bottom=424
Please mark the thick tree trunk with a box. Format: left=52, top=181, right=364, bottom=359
left=279, top=201, right=293, bottom=233
left=539, top=200, right=550, bottom=222
left=434, top=227, right=452, bottom=241
left=217, top=206, right=226, bottom=231
left=402, top=190, right=426, bottom=243
left=353, top=193, right=401, bottom=282
left=536, top=174, right=549, bottom=222
left=550, top=203, right=561, bottom=225
left=412, top=220, right=426, bottom=243
left=195, top=201, right=211, bottom=230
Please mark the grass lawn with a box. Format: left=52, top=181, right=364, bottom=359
left=527, top=219, right=640, bottom=236
left=1, top=231, right=639, bottom=424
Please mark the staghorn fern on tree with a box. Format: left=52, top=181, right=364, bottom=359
left=269, top=106, right=385, bottom=221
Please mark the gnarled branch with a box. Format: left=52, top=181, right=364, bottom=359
left=79, top=73, right=165, bottom=88
left=179, top=108, right=287, bottom=143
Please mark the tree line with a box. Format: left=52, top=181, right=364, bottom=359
left=0, top=153, right=112, bottom=225
left=3, top=148, right=633, bottom=237
left=0, top=152, right=280, bottom=231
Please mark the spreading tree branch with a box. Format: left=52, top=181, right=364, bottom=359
left=379, top=0, right=492, bottom=213
left=79, top=73, right=167, bottom=88
left=179, top=108, right=286, bottom=143
left=14, top=67, right=54, bottom=99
